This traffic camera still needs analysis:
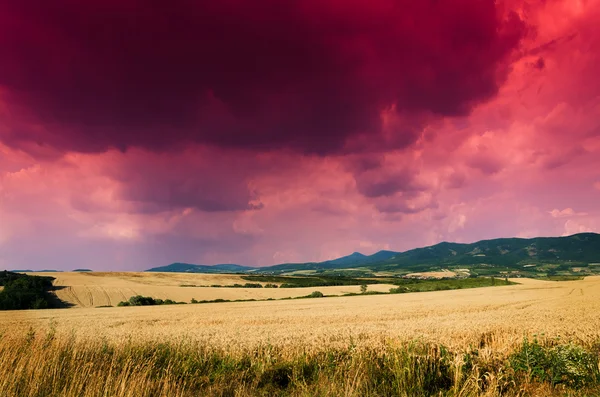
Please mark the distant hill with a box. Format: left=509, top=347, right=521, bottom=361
left=146, top=263, right=256, bottom=273
left=73, top=269, right=93, bottom=272
left=253, top=250, right=400, bottom=274
left=322, top=252, right=367, bottom=266
left=10, top=269, right=61, bottom=273
left=145, top=233, right=600, bottom=277
left=320, top=250, right=397, bottom=267
left=368, top=233, right=600, bottom=272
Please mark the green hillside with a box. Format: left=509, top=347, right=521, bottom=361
left=256, top=233, right=600, bottom=277
left=146, top=233, right=600, bottom=278
left=367, top=233, right=600, bottom=275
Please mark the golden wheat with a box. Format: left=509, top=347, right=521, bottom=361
left=3, top=276, right=599, bottom=355
left=26, top=271, right=395, bottom=308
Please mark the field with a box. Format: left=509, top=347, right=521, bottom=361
left=404, top=270, right=459, bottom=278
left=2, top=275, right=600, bottom=396
left=3, top=276, right=599, bottom=349
left=29, top=272, right=395, bottom=308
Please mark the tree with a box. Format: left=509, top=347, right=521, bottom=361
left=360, top=284, right=368, bottom=294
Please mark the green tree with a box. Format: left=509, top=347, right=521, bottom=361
left=360, top=284, right=368, bottom=294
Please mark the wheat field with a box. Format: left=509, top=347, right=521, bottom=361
left=2, top=276, right=600, bottom=396
left=3, top=276, right=599, bottom=352
left=26, top=271, right=395, bottom=308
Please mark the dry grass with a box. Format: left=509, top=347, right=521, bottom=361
left=2, top=277, right=600, bottom=396
left=26, top=272, right=394, bottom=308
left=0, top=332, right=575, bottom=397
left=2, top=276, right=599, bottom=352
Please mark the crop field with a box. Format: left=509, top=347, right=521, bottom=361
left=404, top=269, right=460, bottom=278
left=2, top=276, right=599, bottom=349
left=26, top=272, right=396, bottom=308
left=2, top=276, right=600, bottom=396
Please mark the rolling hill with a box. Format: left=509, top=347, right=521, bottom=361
left=146, top=233, right=600, bottom=277
left=146, top=263, right=256, bottom=273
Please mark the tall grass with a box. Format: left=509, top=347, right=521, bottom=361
left=1, top=330, right=599, bottom=396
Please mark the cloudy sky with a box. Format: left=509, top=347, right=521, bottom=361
left=1, top=0, right=599, bottom=270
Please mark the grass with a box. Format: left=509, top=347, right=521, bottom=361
left=181, top=283, right=266, bottom=288
left=3, top=277, right=600, bottom=395
left=178, top=277, right=512, bottom=306
left=241, top=274, right=391, bottom=288
left=190, top=290, right=324, bottom=304
left=389, top=277, right=515, bottom=293
left=1, top=330, right=599, bottom=396
left=544, top=275, right=584, bottom=281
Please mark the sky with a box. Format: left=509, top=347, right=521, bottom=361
left=0, top=0, right=599, bottom=271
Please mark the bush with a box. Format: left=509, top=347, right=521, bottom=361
left=308, top=291, right=324, bottom=298
left=117, top=295, right=185, bottom=307
left=243, top=283, right=263, bottom=288
left=0, top=271, right=56, bottom=310
left=509, top=338, right=600, bottom=388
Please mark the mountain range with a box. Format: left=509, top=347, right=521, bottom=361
left=146, top=232, right=600, bottom=275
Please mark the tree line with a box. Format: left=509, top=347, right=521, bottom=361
left=0, top=271, right=56, bottom=310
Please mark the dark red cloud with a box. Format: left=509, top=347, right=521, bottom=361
left=99, top=148, right=266, bottom=213
left=113, top=168, right=263, bottom=214
left=533, top=57, right=546, bottom=70
left=354, top=167, right=423, bottom=198
left=0, top=0, right=526, bottom=155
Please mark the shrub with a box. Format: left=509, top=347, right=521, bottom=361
left=509, top=338, right=600, bottom=388
left=128, top=295, right=157, bottom=306
left=0, top=271, right=56, bottom=310
left=243, top=283, right=263, bottom=288
left=117, top=295, right=185, bottom=307
left=308, top=291, right=324, bottom=298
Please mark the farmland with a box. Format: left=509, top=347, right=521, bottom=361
left=26, top=272, right=397, bottom=308
left=2, top=275, right=600, bottom=396
left=2, top=276, right=599, bottom=349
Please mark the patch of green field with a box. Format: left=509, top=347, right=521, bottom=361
left=241, top=274, right=391, bottom=288
left=389, top=277, right=515, bottom=293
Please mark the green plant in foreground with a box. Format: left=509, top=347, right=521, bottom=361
left=2, top=333, right=600, bottom=397
left=509, top=337, right=600, bottom=388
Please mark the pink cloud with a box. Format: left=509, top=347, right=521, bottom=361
left=1, top=0, right=600, bottom=270
left=549, top=208, right=588, bottom=218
